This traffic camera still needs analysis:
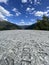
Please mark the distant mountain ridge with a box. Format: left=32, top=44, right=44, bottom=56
left=0, top=16, right=49, bottom=30
left=0, top=21, right=21, bottom=30
left=26, top=16, right=49, bottom=30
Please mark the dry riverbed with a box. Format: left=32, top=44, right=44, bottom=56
left=0, top=30, right=49, bottom=65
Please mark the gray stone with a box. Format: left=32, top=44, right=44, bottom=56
left=0, top=30, right=49, bottom=65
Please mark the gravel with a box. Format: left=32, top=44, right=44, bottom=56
left=0, top=30, right=49, bottom=65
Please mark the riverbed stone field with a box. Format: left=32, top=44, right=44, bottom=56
left=0, top=30, right=49, bottom=65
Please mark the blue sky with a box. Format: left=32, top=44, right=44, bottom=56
left=0, top=0, right=49, bottom=25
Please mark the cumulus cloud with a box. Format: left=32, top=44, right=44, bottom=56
left=47, top=6, right=49, bottom=9
left=29, top=11, right=36, bottom=14
left=12, top=8, right=17, bottom=12
left=31, top=19, right=35, bottom=22
left=0, top=6, right=12, bottom=16
left=16, top=19, right=33, bottom=25
left=0, top=12, right=7, bottom=21
left=0, top=0, right=8, bottom=4
left=0, top=12, right=5, bottom=20
left=25, top=15, right=28, bottom=18
left=16, top=21, right=25, bottom=25
left=34, top=0, right=41, bottom=5
left=29, top=0, right=33, bottom=4
left=26, top=7, right=35, bottom=13
left=17, top=22, right=33, bottom=25
left=21, top=0, right=33, bottom=4
left=47, top=10, right=49, bottom=12
left=0, top=6, right=12, bottom=21
left=21, top=0, right=41, bottom=4
left=34, top=0, right=37, bottom=4
left=35, top=10, right=49, bottom=17
left=16, top=12, right=21, bottom=16
left=21, top=0, right=27, bottom=3
left=20, top=21, right=25, bottom=24
left=12, top=8, right=21, bottom=16
left=28, top=22, right=33, bottom=25
left=35, top=11, right=43, bottom=17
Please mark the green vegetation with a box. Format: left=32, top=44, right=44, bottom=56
left=26, top=16, right=49, bottom=30
left=0, top=16, right=49, bottom=30
left=0, top=21, right=21, bottom=30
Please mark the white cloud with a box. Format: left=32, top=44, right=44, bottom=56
left=25, top=15, right=28, bottom=18
left=31, top=19, right=35, bottom=22
left=12, top=8, right=21, bottom=16
left=37, top=1, right=41, bottom=5
left=47, top=6, right=49, bottom=9
left=16, top=19, right=33, bottom=25
left=30, top=11, right=36, bottom=14
left=19, top=19, right=25, bottom=25
left=21, top=0, right=27, bottom=3
left=26, top=7, right=31, bottom=12
left=35, top=11, right=43, bottom=17
left=0, top=0, right=8, bottom=4
left=34, top=0, right=37, bottom=4
left=34, top=0, right=41, bottom=5
left=16, top=12, right=21, bottom=16
left=12, top=8, right=17, bottom=12
left=21, top=19, right=24, bottom=22
left=21, top=0, right=41, bottom=4
left=16, top=21, right=25, bottom=25
left=0, top=12, right=7, bottom=21
left=20, top=21, right=25, bottom=24
left=0, top=12, right=5, bottom=20
left=17, top=22, right=33, bottom=25
left=26, top=7, right=35, bottom=12
left=29, top=0, right=32, bottom=4
left=35, top=10, right=49, bottom=17
left=0, top=6, right=12, bottom=21
left=47, top=10, right=49, bottom=12
left=0, top=6, right=12, bottom=16
left=28, top=22, right=33, bottom=25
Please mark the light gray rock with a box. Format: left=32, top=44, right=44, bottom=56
left=0, top=30, right=49, bottom=65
